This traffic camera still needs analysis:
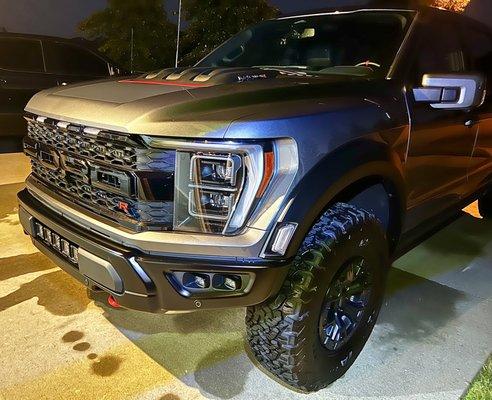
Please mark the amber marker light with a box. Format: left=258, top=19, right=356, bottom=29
left=257, top=151, right=275, bottom=198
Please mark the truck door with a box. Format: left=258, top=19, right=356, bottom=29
left=403, top=16, right=476, bottom=231
left=461, top=23, right=492, bottom=194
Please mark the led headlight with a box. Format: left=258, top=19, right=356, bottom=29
left=172, top=142, right=269, bottom=234
left=191, top=154, right=242, bottom=186
left=143, top=137, right=299, bottom=236
left=189, top=190, right=235, bottom=220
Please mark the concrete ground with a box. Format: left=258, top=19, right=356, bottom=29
left=0, top=153, right=490, bottom=400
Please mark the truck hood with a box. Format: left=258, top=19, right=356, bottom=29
left=25, top=67, right=373, bottom=138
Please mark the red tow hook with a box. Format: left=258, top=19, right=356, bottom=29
left=107, top=295, right=121, bottom=308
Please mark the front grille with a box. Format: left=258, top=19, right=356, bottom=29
left=27, top=119, right=173, bottom=170
left=25, top=115, right=175, bottom=231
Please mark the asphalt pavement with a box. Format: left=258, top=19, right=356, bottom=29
left=0, top=153, right=490, bottom=400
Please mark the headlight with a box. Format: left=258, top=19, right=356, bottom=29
left=173, top=142, right=271, bottom=234
left=191, top=154, right=242, bottom=186
left=143, top=137, right=298, bottom=236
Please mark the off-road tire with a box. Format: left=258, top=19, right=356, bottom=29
left=246, top=203, right=389, bottom=392
left=478, top=190, right=492, bottom=218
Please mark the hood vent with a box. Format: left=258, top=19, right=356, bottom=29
left=141, top=67, right=281, bottom=86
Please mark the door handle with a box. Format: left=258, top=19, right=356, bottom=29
left=465, top=119, right=478, bottom=127
left=0, top=78, right=6, bottom=85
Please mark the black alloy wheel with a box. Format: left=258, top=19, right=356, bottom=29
left=319, top=257, right=373, bottom=352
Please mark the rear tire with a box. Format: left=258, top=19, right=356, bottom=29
left=245, top=203, right=389, bottom=392
left=478, top=191, right=492, bottom=218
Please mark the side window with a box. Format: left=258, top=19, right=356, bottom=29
left=462, top=25, right=492, bottom=94
left=44, top=41, right=109, bottom=76
left=464, top=28, right=492, bottom=73
left=0, top=38, right=44, bottom=72
left=414, top=20, right=466, bottom=82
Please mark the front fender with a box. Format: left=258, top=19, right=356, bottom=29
left=279, top=138, right=407, bottom=259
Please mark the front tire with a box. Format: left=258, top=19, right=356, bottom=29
left=246, top=203, right=389, bottom=392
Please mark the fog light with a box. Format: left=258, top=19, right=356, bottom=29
left=70, top=245, right=78, bottom=263
left=61, top=239, right=71, bottom=257
left=52, top=233, right=61, bottom=251
left=43, top=227, right=52, bottom=244
left=212, top=274, right=242, bottom=291
left=35, top=222, right=44, bottom=239
left=183, top=272, right=210, bottom=289
left=224, top=276, right=240, bottom=291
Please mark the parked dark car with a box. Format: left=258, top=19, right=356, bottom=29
left=17, top=3, right=492, bottom=392
left=0, top=33, right=122, bottom=152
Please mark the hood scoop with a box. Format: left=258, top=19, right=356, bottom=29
left=140, top=67, right=281, bottom=86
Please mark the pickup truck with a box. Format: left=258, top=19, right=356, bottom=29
left=17, top=3, right=492, bottom=392
left=0, top=33, right=121, bottom=152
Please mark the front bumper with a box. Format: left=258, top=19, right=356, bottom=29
left=18, top=188, right=290, bottom=313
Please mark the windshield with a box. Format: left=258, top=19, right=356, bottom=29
left=197, top=11, right=416, bottom=77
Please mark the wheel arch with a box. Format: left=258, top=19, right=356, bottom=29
left=330, top=175, right=403, bottom=252
left=280, top=140, right=406, bottom=258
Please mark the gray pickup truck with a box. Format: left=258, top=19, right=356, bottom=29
left=18, top=3, right=492, bottom=392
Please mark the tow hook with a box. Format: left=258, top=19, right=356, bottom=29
left=107, top=295, right=121, bottom=308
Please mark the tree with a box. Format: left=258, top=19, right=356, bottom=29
left=431, top=0, right=471, bottom=12
left=180, top=0, right=279, bottom=66
left=79, top=0, right=176, bottom=72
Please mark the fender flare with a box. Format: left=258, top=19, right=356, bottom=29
left=279, top=139, right=406, bottom=258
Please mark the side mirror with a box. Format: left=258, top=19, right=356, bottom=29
left=413, top=73, right=486, bottom=110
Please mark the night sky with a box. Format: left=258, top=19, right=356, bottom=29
left=0, top=0, right=489, bottom=38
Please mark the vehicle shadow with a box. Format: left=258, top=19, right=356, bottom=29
left=96, top=211, right=491, bottom=399
left=0, top=182, right=25, bottom=221
left=378, top=211, right=492, bottom=343
left=395, top=211, right=492, bottom=280
left=101, top=305, right=251, bottom=399
left=2, top=209, right=487, bottom=398
left=0, top=252, right=91, bottom=316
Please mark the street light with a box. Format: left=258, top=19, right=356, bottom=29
left=175, top=0, right=182, bottom=68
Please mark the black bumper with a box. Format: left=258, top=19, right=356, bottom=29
left=18, top=188, right=290, bottom=313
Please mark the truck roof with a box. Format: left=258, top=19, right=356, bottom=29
left=278, top=1, right=492, bottom=34
left=278, top=1, right=456, bottom=18
left=0, top=32, right=99, bottom=50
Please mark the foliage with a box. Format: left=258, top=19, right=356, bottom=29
left=180, top=0, right=279, bottom=66
left=463, top=355, right=492, bottom=400
left=431, top=0, right=471, bottom=12
left=79, top=0, right=176, bottom=72
left=78, top=0, right=472, bottom=72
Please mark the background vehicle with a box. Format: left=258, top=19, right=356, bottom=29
left=17, top=4, right=492, bottom=392
left=0, top=33, right=123, bottom=152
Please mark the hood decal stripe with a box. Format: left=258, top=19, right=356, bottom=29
left=118, top=79, right=208, bottom=88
